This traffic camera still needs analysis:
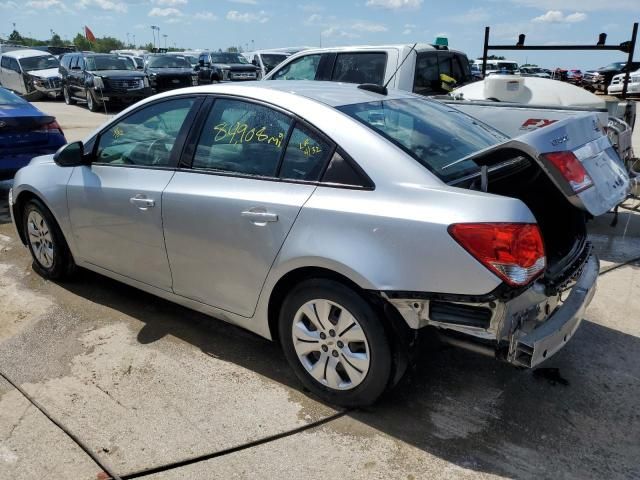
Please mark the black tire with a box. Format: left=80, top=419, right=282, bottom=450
left=22, top=198, right=75, bottom=280
left=279, top=278, right=392, bottom=407
left=86, top=89, right=99, bottom=112
left=63, top=86, right=75, bottom=105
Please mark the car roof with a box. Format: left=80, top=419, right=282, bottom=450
left=1, top=49, right=56, bottom=59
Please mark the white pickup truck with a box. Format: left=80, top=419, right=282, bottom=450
left=263, top=44, right=636, bottom=167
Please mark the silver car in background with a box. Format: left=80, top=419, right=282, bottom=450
left=9, top=82, right=629, bottom=406
left=0, top=49, right=62, bottom=100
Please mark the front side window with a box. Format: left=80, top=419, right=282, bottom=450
left=9, top=58, right=20, bottom=72
left=279, top=124, right=333, bottom=181
left=210, top=53, right=249, bottom=64
left=269, top=54, right=321, bottom=81
left=331, top=52, right=386, bottom=85
left=95, top=97, right=195, bottom=167
left=338, top=98, right=507, bottom=183
left=193, top=99, right=292, bottom=176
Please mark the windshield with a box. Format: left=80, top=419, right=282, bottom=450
left=148, top=56, right=191, bottom=68
left=604, top=62, right=626, bottom=70
left=85, top=56, right=135, bottom=71
left=183, top=55, right=198, bottom=66
left=338, top=98, right=508, bottom=183
left=18, top=55, right=59, bottom=72
left=0, top=87, right=26, bottom=105
left=261, top=54, right=287, bottom=68
left=210, top=53, right=249, bottom=64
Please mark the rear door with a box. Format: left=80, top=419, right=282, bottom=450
left=67, top=96, right=200, bottom=289
left=163, top=97, right=334, bottom=316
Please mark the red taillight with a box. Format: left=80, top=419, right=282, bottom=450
left=542, top=151, right=593, bottom=193
left=449, top=223, right=546, bottom=287
left=45, top=120, right=63, bottom=135
left=34, top=120, right=63, bottom=135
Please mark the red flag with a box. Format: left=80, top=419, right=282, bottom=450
left=84, top=26, right=96, bottom=43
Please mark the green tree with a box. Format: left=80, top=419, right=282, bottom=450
left=73, top=33, right=91, bottom=51
left=50, top=33, right=63, bottom=47
left=226, top=46, right=238, bottom=53
left=477, top=55, right=506, bottom=60
left=8, top=30, right=24, bottom=44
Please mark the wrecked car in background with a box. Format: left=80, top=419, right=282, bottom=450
left=0, top=49, right=62, bottom=100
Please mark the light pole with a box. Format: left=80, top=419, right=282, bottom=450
left=126, top=32, right=130, bottom=47
left=163, top=33, right=167, bottom=49
left=132, top=34, right=136, bottom=48
left=150, top=25, right=158, bottom=49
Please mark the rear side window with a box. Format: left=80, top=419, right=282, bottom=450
left=0, top=56, right=9, bottom=69
left=413, top=52, right=440, bottom=95
left=331, top=52, right=386, bottom=84
left=9, top=58, right=20, bottom=72
left=193, top=99, right=292, bottom=177
left=270, top=54, right=321, bottom=80
left=279, top=123, right=333, bottom=181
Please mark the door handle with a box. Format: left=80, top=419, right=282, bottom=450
left=130, top=195, right=155, bottom=210
left=241, top=209, right=278, bottom=223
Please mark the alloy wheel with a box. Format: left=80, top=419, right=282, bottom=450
left=291, top=299, right=370, bottom=390
left=27, top=210, right=54, bottom=268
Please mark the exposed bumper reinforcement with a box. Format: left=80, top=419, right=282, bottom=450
left=511, top=254, right=599, bottom=368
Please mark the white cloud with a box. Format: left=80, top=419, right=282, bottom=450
left=299, top=3, right=323, bottom=13
left=452, top=8, right=489, bottom=23
left=365, top=0, right=422, bottom=10
left=26, top=0, right=65, bottom=8
left=154, top=0, right=186, bottom=5
left=322, top=26, right=359, bottom=39
left=533, top=10, right=587, bottom=23
left=351, top=21, right=388, bottom=33
left=513, top=0, right=638, bottom=11
left=226, top=9, right=269, bottom=23
left=76, top=0, right=127, bottom=13
left=304, top=13, right=323, bottom=26
left=402, top=23, right=416, bottom=35
left=194, top=11, right=217, bottom=21
left=0, top=1, right=18, bottom=7
left=149, top=6, right=182, bottom=16
left=228, top=0, right=257, bottom=4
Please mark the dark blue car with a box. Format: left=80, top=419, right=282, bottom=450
left=0, top=87, right=66, bottom=180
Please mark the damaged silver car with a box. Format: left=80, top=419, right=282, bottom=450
left=0, top=49, right=62, bottom=100
left=9, top=82, right=630, bottom=406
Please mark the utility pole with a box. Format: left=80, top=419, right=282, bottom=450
left=126, top=32, right=130, bottom=47
left=163, top=33, right=167, bottom=49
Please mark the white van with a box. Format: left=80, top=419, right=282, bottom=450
left=0, top=49, right=62, bottom=100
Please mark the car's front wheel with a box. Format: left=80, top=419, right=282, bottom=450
left=279, top=279, right=392, bottom=407
left=63, top=86, right=75, bottom=105
left=86, top=89, right=99, bottom=112
left=23, top=198, right=75, bottom=280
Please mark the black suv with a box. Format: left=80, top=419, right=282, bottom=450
left=583, top=61, right=640, bottom=93
left=59, top=53, right=151, bottom=111
left=197, top=51, right=258, bottom=83
left=145, top=54, right=198, bottom=93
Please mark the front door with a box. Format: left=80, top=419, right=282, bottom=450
left=67, top=96, right=198, bottom=289
left=163, top=97, right=334, bottom=317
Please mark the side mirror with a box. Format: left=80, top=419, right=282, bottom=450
left=251, top=59, right=257, bottom=66
left=53, top=141, right=86, bottom=167
left=198, top=59, right=205, bottom=66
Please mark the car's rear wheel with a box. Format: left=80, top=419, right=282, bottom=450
left=23, top=198, right=75, bottom=280
left=279, top=279, right=392, bottom=407
left=63, top=86, right=75, bottom=105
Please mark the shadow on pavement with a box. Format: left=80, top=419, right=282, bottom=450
left=53, top=265, right=640, bottom=480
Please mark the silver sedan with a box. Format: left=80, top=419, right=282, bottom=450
left=9, top=82, right=629, bottom=406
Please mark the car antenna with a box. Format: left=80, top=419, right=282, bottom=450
left=358, top=43, right=418, bottom=96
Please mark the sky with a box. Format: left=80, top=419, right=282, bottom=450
left=0, top=0, right=639, bottom=70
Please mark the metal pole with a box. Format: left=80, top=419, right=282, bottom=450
left=621, top=22, right=638, bottom=99
left=482, top=26, right=489, bottom=78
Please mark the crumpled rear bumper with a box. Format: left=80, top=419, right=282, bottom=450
left=510, top=254, right=599, bottom=368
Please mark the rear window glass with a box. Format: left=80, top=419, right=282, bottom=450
left=338, top=98, right=507, bottom=183
left=331, top=52, right=386, bottom=85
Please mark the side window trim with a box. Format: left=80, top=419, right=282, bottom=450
left=90, top=95, right=204, bottom=169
